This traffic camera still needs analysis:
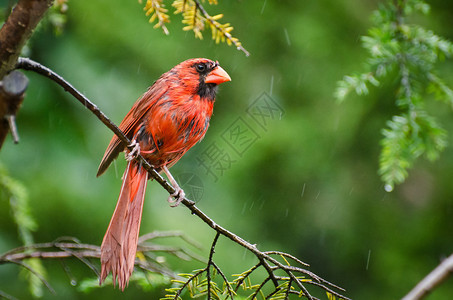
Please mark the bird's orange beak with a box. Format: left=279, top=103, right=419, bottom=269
left=205, top=65, right=231, bottom=84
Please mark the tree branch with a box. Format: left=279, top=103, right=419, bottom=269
left=402, top=253, right=453, bottom=300
left=0, top=0, right=53, bottom=77
left=193, top=0, right=250, bottom=57
left=0, top=0, right=54, bottom=147
left=15, top=58, right=349, bottom=299
left=0, top=70, right=28, bottom=145
left=0, top=233, right=199, bottom=288
left=206, top=232, right=219, bottom=300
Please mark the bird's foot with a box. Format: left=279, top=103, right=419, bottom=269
left=162, top=165, right=186, bottom=207
left=168, top=187, right=186, bottom=207
left=125, top=140, right=140, bottom=161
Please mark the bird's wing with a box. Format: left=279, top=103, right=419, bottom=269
left=96, top=83, right=169, bottom=176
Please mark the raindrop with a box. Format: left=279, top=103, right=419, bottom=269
left=70, top=279, right=77, bottom=286
left=301, top=183, right=306, bottom=198
left=384, top=184, right=393, bottom=192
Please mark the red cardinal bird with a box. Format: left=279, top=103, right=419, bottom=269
left=97, top=58, right=231, bottom=290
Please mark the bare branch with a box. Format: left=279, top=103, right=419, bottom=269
left=172, top=268, right=206, bottom=299
left=232, top=262, right=261, bottom=292
left=0, top=0, right=53, bottom=77
left=211, top=262, right=235, bottom=299
left=6, top=259, right=56, bottom=294
left=138, top=230, right=202, bottom=250
left=0, top=70, right=28, bottom=146
left=0, top=0, right=53, bottom=147
left=193, top=0, right=250, bottom=56
left=403, top=253, right=453, bottom=300
left=263, top=250, right=310, bottom=267
left=0, top=289, right=18, bottom=300
left=0, top=232, right=205, bottom=289
left=206, top=232, right=220, bottom=300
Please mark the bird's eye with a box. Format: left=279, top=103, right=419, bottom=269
left=195, top=63, right=206, bottom=73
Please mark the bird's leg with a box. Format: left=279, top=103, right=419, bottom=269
left=162, top=165, right=186, bottom=207
left=125, top=139, right=141, bottom=161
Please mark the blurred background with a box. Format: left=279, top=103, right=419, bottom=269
left=1, top=0, right=453, bottom=299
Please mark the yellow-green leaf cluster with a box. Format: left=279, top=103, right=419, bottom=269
left=142, top=0, right=170, bottom=35
left=140, top=0, right=249, bottom=56
left=173, top=0, right=205, bottom=39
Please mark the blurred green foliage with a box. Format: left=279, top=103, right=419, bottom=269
left=1, top=0, right=453, bottom=299
left=336, top=0, right=453, bottom=191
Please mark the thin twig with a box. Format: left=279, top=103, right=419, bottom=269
left=6, top=259, right=56, bottom=294
left=139, top=244, right=204, bottom=262
left=288, top=270, right=313, bottom=300
left=305, top=279, right=349, bottom=300
left=249, top=276, right=272, bottom=299
left=57, top=244, right=99, bottom=277
left=138, top=230, right=202, bottom=250
left=134, top=259, right=178, bottom=279
left=211, top=262, right=235, bottom=299
left=5, top=115, right=19, bottom=143
left=402, top=253, right=453, bottom=300
left=174, top=268, right=206, bottom=299
left=0, top=289, right=18, bottom=300
left=206, top=232, right=220, bottom=300
left=232, top=262, right=262, bottom=292
left=263, top=250, right=310, bottom=267
left=1, top=250, right=99, bottom=261
left=0, top=241, right=99, bottom=259
left=0, top=235, right=190, bottom=284
left=193, top=0, right=250, bottom=56
left=284, top=278, right=293, bottom=299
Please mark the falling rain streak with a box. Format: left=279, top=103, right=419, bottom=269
left=270, top=75, right=274, bottom=96
left=260, top=0, right=267, bottom=14
left=366, top=250, right=371, bottom=270
left=284, top=28, right=291, bottom=46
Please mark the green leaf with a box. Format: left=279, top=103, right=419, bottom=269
left=338, top=0, right=453, bottom=188
left=0, top=163, right=45, bottom=297
left=335, top=73, right=380, bottom=102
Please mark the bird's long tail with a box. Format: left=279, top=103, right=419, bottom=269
left=99, top=161, right=148, bottom=290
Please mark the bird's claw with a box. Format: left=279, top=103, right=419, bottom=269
left=125, top=140, right=140, bottom=161
left=168, top=188, right=186, bottom=207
